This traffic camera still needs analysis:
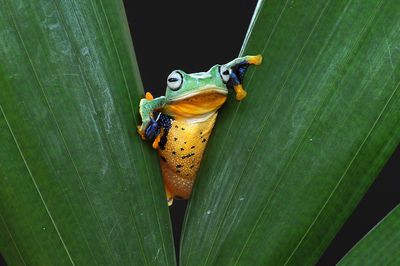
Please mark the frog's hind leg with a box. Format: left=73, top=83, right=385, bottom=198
left=164, top=184, right=174, bottom=206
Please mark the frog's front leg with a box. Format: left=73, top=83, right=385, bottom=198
left=224, top=54, right=263, bottom=100
left=137, top=92, right=166, bottom=140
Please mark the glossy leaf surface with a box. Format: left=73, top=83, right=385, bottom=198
left=338, top=204, right=400, bottom=265
left=0, top=0, right=175, bottom=265
left=181, top=0, right=400, bottom=265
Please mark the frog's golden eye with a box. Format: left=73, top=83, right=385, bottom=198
left=167, top=71, right=183, bottom=91
left=219, top=66, right=230, bottom=84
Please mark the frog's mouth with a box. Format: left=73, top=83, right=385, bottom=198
left=163, top=85, right=228, bottom=120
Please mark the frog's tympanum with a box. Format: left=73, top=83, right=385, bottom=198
left=137, top=55, right=262, bottom=206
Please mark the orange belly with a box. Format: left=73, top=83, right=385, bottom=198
left=158, top=112, right=217, bottom=199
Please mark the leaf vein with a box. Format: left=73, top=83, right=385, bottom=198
left=97, top=1, right=170, bottom=264
left=55, top=0, right=148, bottom=262
left=5, top=1, right=118, bottom=263
left=202, top=1, right=332, bottom=264
left=0, top=212, right=27, bottom=265
left=183, top=1, right=291, bottom=264
left=0, top=105, right=75, bottom=265
left=231, top=1, right=385, bottom=263
left=284, top=62, right=398, bottom=266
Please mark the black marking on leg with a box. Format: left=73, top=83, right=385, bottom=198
left=182, top=153, right=195, bottom=159
left=157, top=113, right=173, bottom=150
left=202, top=138, right=207, bottom=143
left=160, top=156, right=167, bottom=162
left=237, top=61, right=250, bottom=81
left=176, top=165, right=183, bottom=168
left=227, top=60, right=250, bottom=90
left=176, top=170, right=181, bottom=173
left=190, top=165, right=194, bottom=169
left=145, top=116, right=160, bottom=139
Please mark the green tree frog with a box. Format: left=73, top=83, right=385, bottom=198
left=137, top=55, right=262, bottom=205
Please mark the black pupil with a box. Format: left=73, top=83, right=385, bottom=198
left=223, top=70, right=229, bottom=75
left=168, top=77, right=178, bottom=82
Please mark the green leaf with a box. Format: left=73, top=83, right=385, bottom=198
left=338, top=204, right=400, bottom=265
left=181, top=0, right=400, bottom=265
left=0, top=0, right=175, bottom=265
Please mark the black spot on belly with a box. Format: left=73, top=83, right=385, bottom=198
left=190, top=165, right=194, bottom=169
left=172, top=151, right=176, bottom=155
left=184, top=141, right=187, bottom=144
left=176, top=164, right=183, bottom=168
left=180, top=148, right=184, bottom=151
left=202, top=138, right=207, bottom=143
left=200, top=131, right=203, bottom=135
left=191, top=146, right=195, bottom=149
left=174, top=138, right=178, bottom=141
left=182, top=153, right=195, bottom=159
left=160, top=156, right=167, bottom=162
left=181, top=128, right=185, bottom=130
left=175, top=125, right=178, bottom=128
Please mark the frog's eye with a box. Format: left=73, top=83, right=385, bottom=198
left=219, top=66, right=230, bottom=84
left=167, top=71, right=183, bottom=91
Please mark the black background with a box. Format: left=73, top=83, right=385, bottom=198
left=1, top=1, right=399, bottom=265
left=123, top=0, right=400, bottom=265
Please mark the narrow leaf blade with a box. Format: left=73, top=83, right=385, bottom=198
left=181, top=0, right=400, bottom=264
left=338, top=204, right=400, bottom=265
left=0, top=0, right=175, bottom=264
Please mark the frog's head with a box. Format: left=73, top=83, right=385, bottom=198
left=163, top=55, right=262, bottom=119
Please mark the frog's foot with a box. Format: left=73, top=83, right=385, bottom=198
left=233, top=84, right=247, bottom=100
left=165, top=184, right=174, bottom=206
left=145, top=92, right=154, bottom=100
left=246, top=54, right=263, bottom=66
left=152, top=130, right=162, bottom=149
left=137, top=125, right=147, bottom=140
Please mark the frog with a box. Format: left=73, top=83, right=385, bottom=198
left=137, top=55, right=262, bottom=206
